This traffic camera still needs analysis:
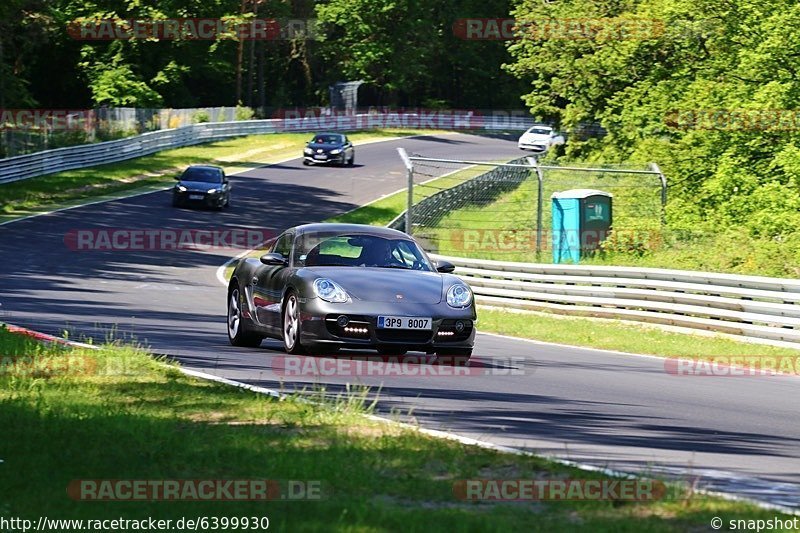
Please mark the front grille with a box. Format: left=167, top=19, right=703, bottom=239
left=375, top=329, right=432, bottom=343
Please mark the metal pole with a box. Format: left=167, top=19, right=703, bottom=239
left=397, top=148, right=414, bottom=235
left=528, top=156, right=544, bottom=260
left=650, top=162, right=667, bottom=225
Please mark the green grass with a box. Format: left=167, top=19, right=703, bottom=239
left=0, top=325, right=786, bottom=531
left=0, top=129, right=437, bottom=222
left=477, top=307, right=800, bottom=358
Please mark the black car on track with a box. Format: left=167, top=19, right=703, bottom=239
left=302, top=133, right=355, bottom=166
left=172, top=165, right=230, bottom=209
left=226, top=223, right=476, bottom=362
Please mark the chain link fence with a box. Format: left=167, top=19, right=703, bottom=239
left=393, top=150, right=666, bottom=263
left=0, top=106, right=253, bottom=158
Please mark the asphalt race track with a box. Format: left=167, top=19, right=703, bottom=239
left=2, top=133, right=799, bottom=510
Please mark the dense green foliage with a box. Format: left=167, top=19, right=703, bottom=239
left=0, top=0, right=524, bottom=110
left=507, top=0, right=800, bottom=275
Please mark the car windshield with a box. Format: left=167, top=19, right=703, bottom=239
left=526, top=127, right=551, bottom=135
left=181, top=167, right=222, bottom=183
left=294, top=232, right=433, bottom=271
left=311, top=134, right=343, bottom=144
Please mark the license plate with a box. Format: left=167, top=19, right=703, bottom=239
left=189, top=194, right=203, bottom=200
left=377, top=316, right=432, bottom=330
left=314, top=154, right=327, bottom=160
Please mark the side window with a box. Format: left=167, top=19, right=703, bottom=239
left=272, top=233, right=293, bottom=259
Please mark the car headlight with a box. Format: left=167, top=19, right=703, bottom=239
left=176, top=185, right=187, bottom=192
left=313, top=278, right=349, bottom=303
left=330, top=148, right=342, bottom=155
left=446, top=284, right=472, bottom=308
left=207, top=188, right=221, bottom=194
left=304, top=148, right=313, bottom=154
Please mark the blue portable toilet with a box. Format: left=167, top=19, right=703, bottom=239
left=551, top=189, right=613, bottom=263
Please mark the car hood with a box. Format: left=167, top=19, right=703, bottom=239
left=304, top=267, right=443, bottom=304
left=521, top=133, right=551, bottom=142
left=177, top=180, right=221, bottom=191
left=307, top=143, right=344, bottom=151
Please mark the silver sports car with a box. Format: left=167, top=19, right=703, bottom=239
left=227, top=223, right=476, bottom=363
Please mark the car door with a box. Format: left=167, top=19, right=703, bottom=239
left=221, top=170, right=230, bottom=200
left=343, top=136, right=353, bottom=159
left=253, top=231, right=293, bottom=331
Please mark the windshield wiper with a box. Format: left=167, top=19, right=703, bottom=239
left=376, top=264, right=412, bottom=269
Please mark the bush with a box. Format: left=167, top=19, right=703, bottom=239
left=192, top=110, right=210, bottom=124
left=235, top=106, right=255, bottom=121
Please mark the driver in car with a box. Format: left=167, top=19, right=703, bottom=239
left=359, top=238, right=401, bottom=267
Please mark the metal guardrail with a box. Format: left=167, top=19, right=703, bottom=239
left=0, top=114, right=538, bottom=184
left=431, top=254, right=800, bottom=345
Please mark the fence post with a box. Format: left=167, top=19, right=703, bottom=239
left=397, top=148, right=414, bottom=235
left=528, top=156, right=544, bottom=260
left=650, top=162, right=667, bottom=225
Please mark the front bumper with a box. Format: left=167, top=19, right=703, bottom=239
left=173, top=190, right=225, bottom=207
left=518, top=142, right=548, bottom=152
left=298, top=298, right=476, bottom=351
left=304, top=152, right=346, bottom=164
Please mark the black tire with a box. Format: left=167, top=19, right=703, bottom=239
left=227, top=284, right=264, bottom=347
left=348, top=153, right=355, bottom=166
left=302, top=160, right=310, bottom=166
left=224, top=195, right=230, bottom=208
left=282, top=290, right=306, bottom=354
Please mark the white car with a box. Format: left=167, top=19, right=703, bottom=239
left=518, top=125, right=565, bottom=152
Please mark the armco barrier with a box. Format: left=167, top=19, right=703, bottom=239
left=0, top=114, right=537, bottom=184
left=431, top=254, right=800, bottom=345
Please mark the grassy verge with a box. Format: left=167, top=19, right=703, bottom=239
left=0, top=325, right=785, bottom=531
left=0, top=129, right=441, bottom=222
left=477, top=307, right=800, bottom=358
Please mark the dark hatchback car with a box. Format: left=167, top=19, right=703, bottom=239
left=302, top=133, right=355, bottom=166
left=226, top=223, right=476, bottom=363
left=172, top=165, right=230, bottom=209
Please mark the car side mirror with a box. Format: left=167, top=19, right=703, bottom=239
left=260, top=252, right=288, bottom=266
left=174, top=175, right=182, bottom=180
left=436, top=260, right=455, bottom=273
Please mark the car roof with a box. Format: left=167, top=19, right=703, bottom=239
left=291, top=223, right=410, bottom=239
left=311, top=132, right=345, bottom=138
left=185, top=165, right=223, bottom=171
